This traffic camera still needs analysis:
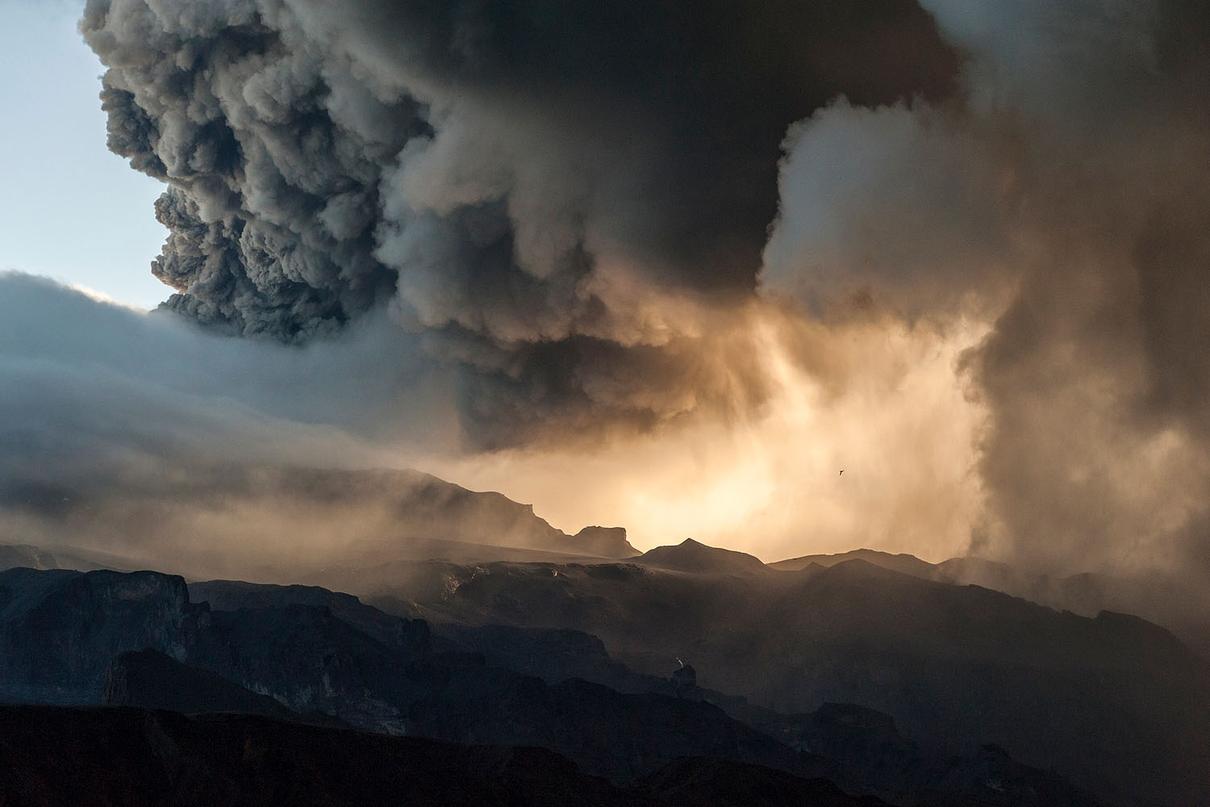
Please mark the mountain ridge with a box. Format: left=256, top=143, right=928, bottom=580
left=637, top=539, right=767, bottom=575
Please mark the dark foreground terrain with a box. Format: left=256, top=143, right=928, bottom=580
left=0, top=705, right=889, bottom=807
left=0, top=562, right=1124, bottom=806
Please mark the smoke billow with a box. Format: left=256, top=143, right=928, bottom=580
left=4, top=0, right=1208, bottom=588
left=80, top=0, right=958, bottom=446
left=0, top=270, right=470, bottom=571
left=763, top=0, right=1210, bottom=578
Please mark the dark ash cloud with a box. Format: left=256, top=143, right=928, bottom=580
left=23, top=0, right=1208, bottom=587
left=81, top=0, right=959, bottom=445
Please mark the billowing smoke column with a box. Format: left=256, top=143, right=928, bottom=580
left=81, top=0, right=958, bottom=446
left=764, top=0, right=1210, bottom=575
left=73, top=0, right=1210, bottom=583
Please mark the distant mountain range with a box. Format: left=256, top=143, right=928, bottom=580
left=773, top=546, right=1210, bottom=658
left=0, top=561, right=1116, bottom=806
left=1, top=464, right=639, bottom=579
left=2, top=473, right=1208, bottom=806
left=637, top=538, right=769, bottom=575
left=297, top=540, right=1210, bottom=807
left=10, top=460, right=1201, bottom=658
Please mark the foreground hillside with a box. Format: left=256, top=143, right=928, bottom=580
left=0, top=705, right=897, bottom=807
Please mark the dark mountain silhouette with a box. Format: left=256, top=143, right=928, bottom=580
left=635, top=757, right=888, bottom=807
left=408, top=676, right=805, bottom=782
left=0, top=564, right=1109, bottom=805
left=575, top=526, right=639, bottom=558
left=374, top=617, right=1105, bottom=805
left=337, top=556, right=1210, bottom=806
left=637, top=539, right=768, bottom=575
left=0, top=705, right=892, bottom=807
left=435, top=622, right=648, bottom=689
left=0, top=566, right=806, bottom=780
left=0, top=568, right=197, bottom=704
left=771, top=548, right=936, bottom=578
left=773, top=548, right=1210, bottom=657
left=188, top=579, right=432, bottom=651
left=104, top=649, right=298, bottom=721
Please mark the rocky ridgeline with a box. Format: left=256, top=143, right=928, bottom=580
left=0, top=565, right=1113, bottom=805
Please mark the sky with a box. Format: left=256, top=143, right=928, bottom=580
left=0, top=0, right=165, bottom=308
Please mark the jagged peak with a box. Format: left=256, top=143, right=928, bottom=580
left=572, top=526, right=639, bottom=558
left=637, top=538, right=766, bottom=574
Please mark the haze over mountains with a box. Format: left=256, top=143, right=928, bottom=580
left=774, top=548, right=1210, bottom=658
left=2, top=477, right=1208, bottom=806
left=10, top=458, right=1203, bottom=659
left=0, top=462, right=637, bottom=580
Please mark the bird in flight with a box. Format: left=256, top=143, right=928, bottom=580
left=839, top=469, right=844, bottom=476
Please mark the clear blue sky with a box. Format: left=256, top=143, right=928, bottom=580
left=0, top=0, right=168, bottom=308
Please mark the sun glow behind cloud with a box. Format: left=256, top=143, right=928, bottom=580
left=436, top=307, right=988, bottom=562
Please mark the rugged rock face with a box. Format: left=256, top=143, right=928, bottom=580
left=0, top=567, right=801, bottom=779
left=188, top=580, right=431, bottom=655
left=772, top=548, right=1210, bottom=659
left=351, top=556, right=1210, bottom=806
left=186, top=604, right=420, bottom=734
left=923, top=745, right=1106, bottom=807
left=0, top=564, right=1112, bottom=804
left=797, top=703, right=923, bottom=799
left=436, top=623, right=643, bottom=690
left=430, top=617, right=1103, bottom=805
left=0, top=568, right=201, bottom=704
left=409, top=676, right=805, bottom=783
left=104, top=649, right=297, bottom=721
left=573, top=527, right=641, bottom=559
left=790, top=703, right=1105, bottom=807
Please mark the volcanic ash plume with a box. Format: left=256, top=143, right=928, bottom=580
left=55, top=0, right=1210, bottom=585
left=763, top=0, right=1210, bottom=578
left=80, top=0, right=958, bottom=446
